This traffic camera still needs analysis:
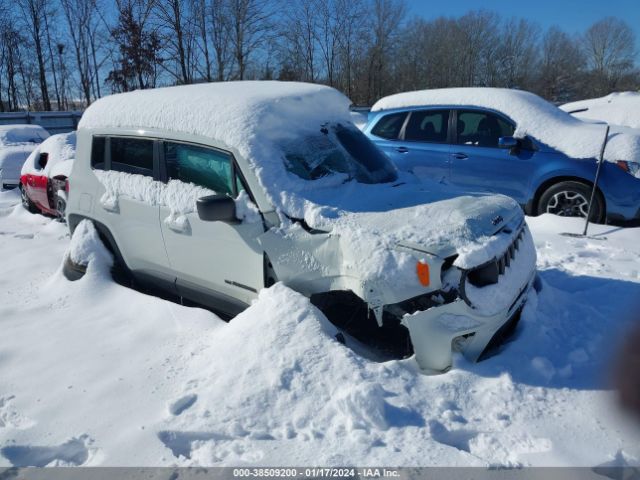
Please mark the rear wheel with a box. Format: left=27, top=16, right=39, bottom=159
left=20, top=185, right=38, bottom=213
left=538, top=181, right=605, bottom=223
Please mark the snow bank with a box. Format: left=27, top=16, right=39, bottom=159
left=561, top=92, right=640, bottom=130
left=21, top=131, right=76, bottom=177
left=372, top=88, right=640, bottom=163
left=0, top=124, right=49, bottom=146
left=95, top=170, right=261, bottom=224
left=1, top=195, right=640, bottom=467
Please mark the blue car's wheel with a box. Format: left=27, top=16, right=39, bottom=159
left=538, top=181, right=605, bottom=223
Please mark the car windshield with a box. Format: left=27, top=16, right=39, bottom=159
left=282, top=123, right=397, bottom=184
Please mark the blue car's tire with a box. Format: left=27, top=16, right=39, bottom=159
left=538, top=181, right=605, bottom=223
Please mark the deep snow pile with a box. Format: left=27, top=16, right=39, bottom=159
left=371, top=88, right=640, bottom=163
left=21, top=132, right=76, bottom=178
left=0, top=189, right=639, bottom=467
left=561, top=92, right=640, bottom=130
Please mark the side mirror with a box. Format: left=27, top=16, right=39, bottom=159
left=498, top=136, right=519, bottom=150
left=196, top=194, right=237, bottom=223
left=38, top=152, right=49, bottom=169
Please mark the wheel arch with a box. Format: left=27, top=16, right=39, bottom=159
left=532, top=175, right=606, bottom=216
left=67, top=213, right=130, bottom=274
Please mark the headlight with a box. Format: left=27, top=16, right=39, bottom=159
left=616, top=161, right=640, bottom=179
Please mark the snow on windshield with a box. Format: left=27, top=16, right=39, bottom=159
left=0, top=124, right=49, bottom=147
left=561, top=92, right=640, bottom=130
left=282, top=124, right=396, bottom=184
left=372, top=87, right=640, bottom=163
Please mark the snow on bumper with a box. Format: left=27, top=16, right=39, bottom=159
left=401, top=225, right=537, bottom=374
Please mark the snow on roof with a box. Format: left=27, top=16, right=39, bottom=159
left=79, top=81, right=353, bottom=211
left=560, top=92, right=640, bottom=130
left=0, top=124, right=49, bottom=147
left=372, top=88, right=640, bottom=163
left=21, top=131, right=76, bottom=178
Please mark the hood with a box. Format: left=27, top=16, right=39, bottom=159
left=307, top=193, right=522, bottom=264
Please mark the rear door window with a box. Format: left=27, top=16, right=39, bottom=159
left=403, top=110, right=449, bottom=143
left=456, top=110, right=515, bottom=148
left=110, top=137, right=154, bottom=176
left=164, top=142, right=234, bottom=196
left=370, top=112, right=407, bottom=140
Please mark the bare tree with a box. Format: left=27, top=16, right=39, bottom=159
left=536, top=27, right=585, bottom=102
left=583, top=17, right=636, bottom=94
left=155, top=0, right=193, bottom=84
left=227, top=0, right=272, bottom=80
left=495, top=18, right=540, bottom=88
left=16, top=0, right=52, bottom=110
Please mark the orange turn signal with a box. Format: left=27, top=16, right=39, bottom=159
left=416, top=262, right=430, bottom=286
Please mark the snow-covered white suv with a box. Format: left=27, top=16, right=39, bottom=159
left=66, top=81, right=537, bottom=373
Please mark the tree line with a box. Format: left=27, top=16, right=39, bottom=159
left=0, top=0, right=638, bottom=112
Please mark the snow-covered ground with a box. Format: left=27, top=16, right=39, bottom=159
left=0, top=187, right=639, bottom=467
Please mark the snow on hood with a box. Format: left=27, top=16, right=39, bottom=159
left=21, top=131, right=76, bottom=178
left=304, top=186, right=523, bottom=270
left=0, top=124, right=49, bottom=147
left=561, top=92, right=640, bottom=131
left=372, top=87, right=640, bottom=163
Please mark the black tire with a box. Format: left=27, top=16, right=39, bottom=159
left=20, top=185, right=39, bottom=214
left=538, top=181, right=605, bottom=223
left=62, top=254, right=87, bottom=281
left=54, top=194, right=66, bottom=222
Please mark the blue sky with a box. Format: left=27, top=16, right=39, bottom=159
left=406, top=0, right=640, bottom=47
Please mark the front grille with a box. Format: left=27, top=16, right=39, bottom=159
left=465, top=226, right=525, bottom=288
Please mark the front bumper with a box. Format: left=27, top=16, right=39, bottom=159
left=401, top=258, right=536, bottom=374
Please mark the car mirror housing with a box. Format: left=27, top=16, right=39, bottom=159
left=196, top=194, right=237, bottom=223
left=498, top=136, right=519, bottom=150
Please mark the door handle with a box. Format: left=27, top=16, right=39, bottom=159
left=452, top=152, right=468, bottom=160
left=396, top=147, right=409, bottom=153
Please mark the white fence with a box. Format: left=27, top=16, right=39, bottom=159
left=0, top=111, right=83, bottom=134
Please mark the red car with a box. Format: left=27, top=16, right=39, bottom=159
left=20, top=132, right=76, bottom=218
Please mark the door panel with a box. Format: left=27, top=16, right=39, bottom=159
left=450, top=109, right=533, bottom=203
left=161, top=206, right=265, bottom=308
left=97, top=136, right=174, bottom=282
left=159, top=141, right=264, bottom=309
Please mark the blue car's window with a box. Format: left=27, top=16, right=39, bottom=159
left=456, top=110, right=515, bottom=148
left=404, top=110, right=449, bottom=143
left=371, top=112, right=407, bottom=140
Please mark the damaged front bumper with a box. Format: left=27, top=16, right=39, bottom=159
left=401, top=270, right=536, bottom=374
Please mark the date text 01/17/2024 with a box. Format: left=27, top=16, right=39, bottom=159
left=232, top=468, right=401, bottom=478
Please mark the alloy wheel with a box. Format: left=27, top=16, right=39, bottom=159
left=546, top=190, right=590, bottom=218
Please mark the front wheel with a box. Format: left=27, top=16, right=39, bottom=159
left=20, top=185, right=39, bottom=214
left=538, top=181, right=605, bottom=223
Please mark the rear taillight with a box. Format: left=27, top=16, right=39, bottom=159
left=65, top=179, right=69, bottom=193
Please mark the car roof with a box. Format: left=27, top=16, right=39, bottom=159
left=79, top=81, right=351, bottom=143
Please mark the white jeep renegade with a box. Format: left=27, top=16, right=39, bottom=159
left=66, top=81, right=537, bottom=373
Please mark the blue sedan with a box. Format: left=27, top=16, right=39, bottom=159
left=364, top=100, right=640, bottom=223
